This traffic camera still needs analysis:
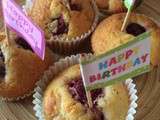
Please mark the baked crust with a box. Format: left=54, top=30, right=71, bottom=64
left=91, top=13, right=160, bottom=66
left=0, top=36, right=55, bottom=99
left=29, top=0, right=95, bottom=40
left=0, top=32, right=5, bottom=42
left=43, top=65, right=129, bottom=120
left=96, top=0, right=126, bottom=13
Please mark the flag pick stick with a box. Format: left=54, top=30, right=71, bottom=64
left=121, top=9, right=132, bottom=32
left=86, top=91, right=93, bottom=108
left=4, top=24, right=10, bottom=45
left=79, top=55, right=93, bottom=108
left=121, top=0, right=135, bottom=32
left=2, top=0, right=45, bottom=60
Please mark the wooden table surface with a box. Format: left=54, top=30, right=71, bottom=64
left=0, top=0, right=160, bottom=120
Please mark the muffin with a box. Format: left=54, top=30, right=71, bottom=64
left=96, top=0, right=143, bottom=14
left=0, top=34, right=55, bottom=100
left=28, top=0, right=97, bottom=53
left=43, top=65, right=129, bottom=120
left=91, top=13, right=160, bottom=66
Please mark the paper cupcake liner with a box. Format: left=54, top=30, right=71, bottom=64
left=33, top=54, right=138, bottom=120
left=0, top=51, right=61, bottom=102
left=0, top=90, right=34, bottom=102
left=23, top=0, right=99, bottom=55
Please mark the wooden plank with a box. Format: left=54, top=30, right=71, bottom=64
left=144, top=0, right=160, bottom=15
left=136, top=3, right=160, bottom=22
left=134, top=67, right=160, bottom=120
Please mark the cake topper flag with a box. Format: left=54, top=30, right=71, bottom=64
left=2, top=0, right=45, bottom=60
left=80, top=32, right=150, bottom=91
left=121, top=0, right=136, bottom=31
left=124, top=0, right=136, bottom=10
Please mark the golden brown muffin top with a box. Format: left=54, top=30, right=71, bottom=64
left=96, top=0, right=126, bottom=13
left=29, top=0, right=95, bottom=41
left=43, top=65, right=129, bottom=120
left=0, top=35, right=55, bottom=99
left=91, top=13, right=160, bottom=66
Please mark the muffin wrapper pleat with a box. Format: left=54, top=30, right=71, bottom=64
left=0, top=52, right=61, bottom=102
left=23, top=0, right=99, bottom=55
left=0, top=91, right=33, bottom=102
left=33, top=54, right=138, bottom=120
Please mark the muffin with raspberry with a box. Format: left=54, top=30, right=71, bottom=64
left=29, top=0, right=98, bottom=54
left=0, top=33, right=55, bottom=100
left=91, top=13, right=160, bottom=66
left=43, top=65, right=130, bottom=120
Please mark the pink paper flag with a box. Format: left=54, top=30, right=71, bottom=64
left=2, top=0, right=45, bottom=60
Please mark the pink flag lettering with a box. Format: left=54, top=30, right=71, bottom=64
left=2, top=0, right=45, bottom=60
